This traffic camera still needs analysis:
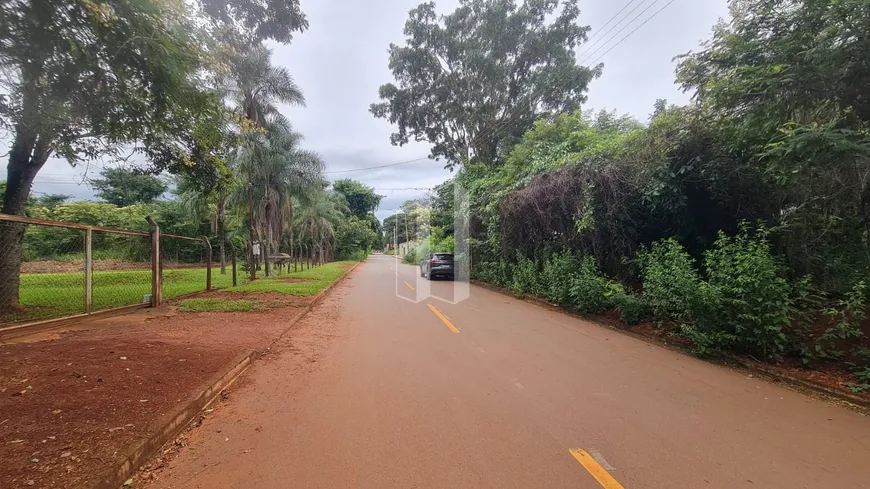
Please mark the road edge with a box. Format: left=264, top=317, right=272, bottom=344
left=80, top=350, right=254, bottom=489
left=471, top=279, right=870, bottom=412
left=81, top=258, right=365, bottom=489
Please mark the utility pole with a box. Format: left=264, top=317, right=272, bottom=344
left=247, top=182, right=256, bottom=280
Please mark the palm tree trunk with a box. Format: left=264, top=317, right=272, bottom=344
left=218, top=192, right=227, bottom=274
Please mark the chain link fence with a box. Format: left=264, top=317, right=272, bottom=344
left=1, top=221, right=88, bottom=323
left=0, top=214, right=229, bottom=329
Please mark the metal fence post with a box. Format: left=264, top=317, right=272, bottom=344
left=146, top=216, right=161, bottom=307
left=84, top=227, right=92, bottom=314
left=204, top=238, right=212, bottom=291
left=231, top=247, right=237, bottom=287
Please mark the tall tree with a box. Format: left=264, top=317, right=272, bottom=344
left=233, top=119, right=324, bottom=257
left=92, top=168, right=168, bottom=207
left=220, top=44, right=306, bottom=127
left=370, top=0, right=599, bottom=168
left=294, top=188, right=347, bottom=264
left=0, top=0, right=225, bottom=310
left=332, top=179, right=383, bottom=218
left=201, top=0, right=309, bottom=44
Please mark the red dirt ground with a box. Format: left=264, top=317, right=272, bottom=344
left=21, top=260, right=205, bottom=274
left=0, top=298, right=307, bottom=488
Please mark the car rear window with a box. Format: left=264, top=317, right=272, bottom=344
left=434, top=253, right=454, bottom=260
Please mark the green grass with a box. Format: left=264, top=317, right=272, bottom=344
left=3, top=261, right=357, bottom=324
left=177, top=298, right=258, bottom=312
left=226, top=260, right=356, bottom=296
left=6, top=267, right=235, bottom=323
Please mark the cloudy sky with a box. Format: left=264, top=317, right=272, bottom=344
left=6, top=0, right=730, bottom=222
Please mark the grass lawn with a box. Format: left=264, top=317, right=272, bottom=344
left=226, top=260, right=357, bottom=296
left=177, top=298, right=259, bottom=312
left=4, top=267, right=235, bottom=324
left=3, top=261, right=357, bottom=325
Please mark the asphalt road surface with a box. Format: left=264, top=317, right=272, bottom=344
left=151, top=255, right=870, bottom=488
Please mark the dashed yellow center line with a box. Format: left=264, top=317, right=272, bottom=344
left=569, top=449, right=625, bottom=489
left=426, top=303, right=460, bottom=334
left=403, top=281, right=415, bottom=291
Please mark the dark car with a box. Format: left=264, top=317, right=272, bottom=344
left=420, top=253, right=454, bottom=280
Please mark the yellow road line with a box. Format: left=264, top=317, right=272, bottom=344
left=403, top=281, right=416, bottom=291
left=426, top=303, right=460, bottom=334
left=569, top=449, right=625, bottom=489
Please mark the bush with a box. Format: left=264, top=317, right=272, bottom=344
left=704, top=226, right=791, bottom=357
left=512, top=252, right=538, bottom=298
left=679, top=324, right=737, bottom=357
left=638, top=238, right=702, bottom=321
left=817, top=281, right=867, bottom=360
left=612, top=290, right=648, bottom=325
left=568, top=255, right=614, bottom=314
left=402, top=247, right=418, bottom=264
left=541, top=250, right=575, bottom=304
left=474, top=260, right=512, bottom=288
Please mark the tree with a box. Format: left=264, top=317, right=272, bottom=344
left=0, top=0, right=228, bottom=310
left=220, top=44, right=306, bottom=127
left=332, top=179, right=383, bottom=218
left=91, top=168, right=168, bottom=207
left=294, top=188, right=347, bottom=263
left=370, top=0, right=599, bottom=168
left=233, top=119, right=324, bottom=259
left=201, top=0, right=308, bottom=44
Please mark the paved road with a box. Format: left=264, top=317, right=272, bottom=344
left=151, top=255, right=870, bottom=488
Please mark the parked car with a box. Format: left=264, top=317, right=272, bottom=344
left=420, top=253, right=455, bottom=280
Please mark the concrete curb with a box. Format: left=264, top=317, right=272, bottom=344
left=81, top=259, right=365, bottom=489
left=471, top=279, right=870, bottom=411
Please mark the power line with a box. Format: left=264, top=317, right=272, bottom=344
left=584, top=0, right=678, bottom=67
left=323, top=156, right=434, bottom=174
left=577, top=0, right=665, bottom=67
left=575, top=0, right=649, bottom=61
left=470, top=0, right=678, bottom=150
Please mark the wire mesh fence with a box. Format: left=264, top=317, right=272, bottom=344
left=0, top=221, right=87, bottom=324
left=0, top=213, right=231, bottom=329
left=160, top=235, right=221, bottom=300
left=91, top=230, right=153, bottom=311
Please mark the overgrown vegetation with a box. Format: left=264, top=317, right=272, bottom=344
left=375, top=0, right=870, bottom=390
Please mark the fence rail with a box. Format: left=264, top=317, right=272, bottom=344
left=0, top=213, right=228, bottom=328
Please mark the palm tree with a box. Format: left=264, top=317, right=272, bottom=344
left=220, top=44, right=305, bottom=127
left=294, top=188, right=347, bottom=264
left=233, top=118, right=324, bottom=264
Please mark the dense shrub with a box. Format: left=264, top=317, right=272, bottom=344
left=511, top=252, right=539, bottom=298
left=704, top=227, right=791, bottom=357
left=402, top=247, right=418, bottom=265
left=637, top=238, right=702, bottom=321
left=567, top=256, right=614, bottom=314
left=612, top=290, right=647, bottom=325
left=541, top=250, right=575, bottom=304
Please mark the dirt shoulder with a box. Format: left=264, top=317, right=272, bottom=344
left=0, top=257, right=364, bottom=489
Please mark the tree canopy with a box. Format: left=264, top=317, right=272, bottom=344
left=332, top=179, right=383, bottom=218
left=91, top=167, right=168, bottom=207
left=370, top=0, right=599, bottom=168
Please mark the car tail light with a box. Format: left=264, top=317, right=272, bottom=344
left=430, top=259, right=441, bottom=265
